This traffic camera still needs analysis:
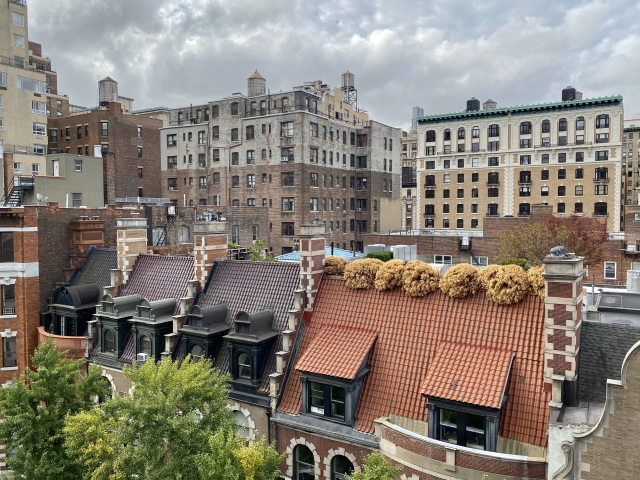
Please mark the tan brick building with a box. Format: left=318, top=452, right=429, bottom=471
left=401, top=131, right=418, bottom=230
left=623, top=113, right=640, bottom=207
left=413, top=90, right=624, bottom=234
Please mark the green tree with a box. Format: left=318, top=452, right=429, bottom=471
left=348, top=452, right=402, bottom=480
left=65, top=356, right=283, bottom=480
left=0, top=338, right=106, bottom=480
left=249, top=238, right=275, bottom=262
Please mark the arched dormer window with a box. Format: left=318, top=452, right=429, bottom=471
left=139, top=335, right=151, bottom=357
left=238, top=352, right=252, bottom=379
left=190, top=344, right=204, bottom=361
left=104, top=329, right=115, bottom=353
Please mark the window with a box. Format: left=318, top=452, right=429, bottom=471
left=558, top=153, right=566, bottom=163
left=281, top=121, right=294, bottom=137
left=439, top=409, right=486, bottom=450
left=520, top=122, right=532, bottom=134
left=576, top=116, right=585, bottom=131
left=575, top=202, right=583, bottom=214
left=541, top=170, right=549, bottom=180
left=443, top=204, right=450, bottom=214
left=520, top=155, right=531, bottom=165
left=281, top=147, right=294, bottom=162
left=230, top=102, right=238, bottom=115
left=444, top=174, right=450, bottom=184
left=0, top=73, right=6, bottom=88
left=247, top=150, right=255, bottom=164
left=595, top=167, right=608, bottom=181
left=243, top=174, right=255, bottom=189
left=332, top=455, right=355, bottom=480
left=426, top=146, right=435, bottom=156
left=1, top=233, right=13, bottom=263
left=595, top=151, right=608, bottom=161
left=542, top=137, right=550, bottom=147
left=488, top=157, right=499, bottom=167
left=426, top=130, right=436, bottom=142
left=138, top=336, right=152, bottom=357
left=231, top=128, right=239, bottom=141
left=74, top=159, right=82, bottom=172
left=559, top=118, right=567, bottom=132
left=457, top=159, right=464, bottom=168
left=212, top=126, right=219, bottom=139
left=32, top=101, right=46, bottom=115
left=425, top=205, right=435, bottom=216
left=457, top=189, right=464, bottom=199
left=434, top=255, right=452, bottom=264
left=237, top=353, right=251, bottom=379
left=13, top=34, right=24, bottom=48
left=294, top=445, right=315, bottom=479
left=558, top=169, right=566, bottom=180
left=542, top=120, right=550, bottom=133
left=32, top=163, right=39, bottom=175
left=488, top=124, right=499, bottom=137
left=541, top=186, right=549, bottom=197
left=595, top=185, right=608, bottom=195
left=167, top=156, right=177, bottom=169
left=520, top=139, right=531, bottom=148
left=198, top=176, right=206, bottom=190
left=310, top=198, right=318, bottom=211
left=576, top=152, right=584, bottom=162
left=231, top=152, right=239, bottom=165
left=458, top=127, right=465, bottom=139
left=104, top=330, right=115, bottom=353
left=575, top=168, right=583, bottom=179
left=310, top=122, right=318, bottom=138
left=282, top=222, right=295, bottom=236
left=558, top=186, right=566, bottom=196
left=596, top=114, right=609, bottom=129
left=519, top=203, right=531, bottom=216
left=231, top=175, right=239, bottom=188
left=604, top=262, right=616, bottom=280
left=33, top=145, right=45, bottom=156
left=33, top=122, right=46, bottom=135
left=457, top=204, right=464, bottom=214
left=309, top=382, right=345, bottom=419
left=232, top=199, right=240, bottom=206
left=575, top=185, right=583, bottom=196
left=101, top=122, right=108, bottom=136
left=12, top=12, right=24, bottom=27
left=198, top=130, right=206, bottom=144
left=245, top=125, right=255, bottom=141
left=488, top=204, right=499, bottom=216
left=443, top=189, right=450, bottom=199
left=519, top=187, right=531, bottom=197
left=596, top=133, right=609, bottom=144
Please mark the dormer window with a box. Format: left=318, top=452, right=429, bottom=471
left=190, top=344, right=204, bottom=361
left=238, top=353, right=252, bottom=379
left=139, top=335, right=152, bottom=357
left=177, top=304, right=230, bottom=364
left=440, top=409, right=486, bottom=450
left=309, top=382, right=345, bottom=419
left=104, top=330, right=115, bottom=353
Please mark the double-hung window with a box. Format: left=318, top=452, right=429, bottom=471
left=604, top=262, right=616, bottom=280
left=309, top=382, right=345, bottom=419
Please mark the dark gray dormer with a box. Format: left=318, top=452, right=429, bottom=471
left=49, top=283, right=102, bottom=337
left=94, top=293, right=141, bottom=362
left=129, top=298, right=176, bottom=362
left=178, top=304, right=230, bottom=361
left=224, top=310, right=278, bottom=405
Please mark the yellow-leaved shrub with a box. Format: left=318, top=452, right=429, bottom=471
left=324, top=256, right=348, bottom=276
left=344, top=258, right=384, bottom=289
left=440, top=264, right=480, bottom=299
left=485, top=264, right=529, bottom=305
left=475, top=264, right=501, bottom=290
left=528, top=265, right=545, bottom=299
left=402, top=261, right=440, bottom=297
left=374, top=260, right=406, bottom=291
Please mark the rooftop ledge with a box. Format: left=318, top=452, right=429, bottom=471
left=374, top=417, right=546, bottom=463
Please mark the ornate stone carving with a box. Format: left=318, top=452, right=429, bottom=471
left=552, top=441, right=574, bottom=480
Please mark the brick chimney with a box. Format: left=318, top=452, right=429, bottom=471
left=298, top=223, right=326, bottom=310
left=102, top=152, right=115, bottom=205
left=116, top=218, right=148, bottom=286
left=70, top=218, right=105, bottom=268
left=542, top=247, right=584, bottom=405
left=193, top=221, right=228, bottom=288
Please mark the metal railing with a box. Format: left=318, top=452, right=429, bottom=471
left=0, top=144, right=46, bottom=156
left=10, top=0, right=26, bottom=6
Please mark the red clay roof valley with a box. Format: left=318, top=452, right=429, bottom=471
left=295, top=325, right=378, bottom=380
left=278, top=278, right=549, bottom=447
left=420, top=342, right=514, bottom=409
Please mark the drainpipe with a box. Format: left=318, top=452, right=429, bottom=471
left=266, top=407, right=272, bottom=443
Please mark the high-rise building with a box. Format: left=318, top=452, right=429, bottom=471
left=413, top=90, right=624, bottom=233
left=623, top=114, right=640, bottom=207
left=410, top=106, right=424, bottom=132
left=160, top=71, right=402, bottom=255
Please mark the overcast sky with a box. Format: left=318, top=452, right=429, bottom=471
left=29, top=0, right=640, bottom=130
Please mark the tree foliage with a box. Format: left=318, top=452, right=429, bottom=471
left=64, top=356, right=284, bottom=480
left=0, top=338, right=106, bottom=480
left=347, top=452, right=402, bottom=480
left=498, top=214, right=608, bottom=266
left=249, top=238, right=275, bottom=262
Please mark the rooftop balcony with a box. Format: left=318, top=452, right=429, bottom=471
left=37, top=326, right=85, bottom=361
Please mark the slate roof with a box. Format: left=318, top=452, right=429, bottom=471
left=119, top=335, right=135, bottom=363
left=420, top=342, right=514, bottom=409
left=295, top=326, right=378, bottom=380
left=276, top=247, right=364, bottom=262
left=577, top=321, right=640, bottom=403
left=197, top=260, right=301, bottom=391
left=120, top=254, right=194, bottom=302
left=70, top=247, right=117, bottom=289
left=279, top=278, right=549, bottom=447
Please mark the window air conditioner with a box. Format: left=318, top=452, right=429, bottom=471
left=137, top=353, right=148, bottom=362
left=3, top=308, right=14, bottom=315
left=628, top=244, right=637, bottom=252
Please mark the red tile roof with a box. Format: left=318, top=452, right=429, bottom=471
left=420, top=342, right=514, bottom=409
left=295, top=325, right=378, bottom=380
left=278, top=278, right=549, bottom=447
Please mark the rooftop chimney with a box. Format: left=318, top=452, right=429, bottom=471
left=116, top=218, right=148, bottom=286
left=193, top=221, right=228, bottom=288
left=298, top=222, right=326, bottom=310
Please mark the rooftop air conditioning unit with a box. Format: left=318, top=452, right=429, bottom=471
left=137, top=353, right=148, bottom=362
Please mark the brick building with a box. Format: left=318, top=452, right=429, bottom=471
left=623, top=113, right=640, bottom=207
left=27, top=41, right=69, bottom=120
left=160, top=71, right=401, bottom=255
left=46, top=80, right=163, bottom=200
left=401, top=130, right=418, bottom=230
left=412, top=89, right=624, bottom=234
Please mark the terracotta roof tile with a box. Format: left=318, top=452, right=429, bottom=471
left=420, top=342, right=513, bottom=409
left=295, top=325, right=377, bottom=379
left=278, top=278, right=550, bottom=447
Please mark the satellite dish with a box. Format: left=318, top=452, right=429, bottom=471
left=36, top=193, right=48, bottom=203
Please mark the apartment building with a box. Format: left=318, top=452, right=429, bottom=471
left=47, top=78, right=163, bottom=201
left=401, top=131, right=418, bottom=230
left=623, top=114, right=640, bottom=206
left=0, top=0, right=50, bottom=177
left=28, top=41, right=69, bottom=120
left=413, top=89, right=624, bottom=233
left=161, top=71, right=401, bottom=254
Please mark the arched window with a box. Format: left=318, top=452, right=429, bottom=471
left=178, top=226, right=190, bottom=244
left=520, top=121, right=532, bottom=134
left=294, top=445, right=315, bottom=479
left=457, top=127, right=465, bottom=139
left=541, top=120, right=550, bottom=133
left=104, top=329, right=115, bottom=353
left=238, top=353, right=251, bottom=379
left=576, top=116, right=585, bottom=131
left=426, top=130, right=436, bottom=142
left=234, top=410, right=251, bottom=439
left=139, top=335, right=151, bottom=357
left=559, top=118, right=567, bottom=132
left=488, top=124, right=499, bottom=137
left=190, top=344, right=204, bottom=361
left=472, top=126, right=479, bottom=138
left=98, top=376, right=113, bottom=404
left=332, top=455, right=354, bottom=480
left=443, top=128, right=451, bottom=141
left=596, top=114, right=609, bottom=129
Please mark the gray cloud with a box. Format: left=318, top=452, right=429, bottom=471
left=29, top=0, right=640, bottom=129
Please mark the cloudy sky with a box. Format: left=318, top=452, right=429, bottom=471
left=29, top=0, right=640, bottom=130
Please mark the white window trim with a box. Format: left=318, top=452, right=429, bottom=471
left=471, top=256, right=489, bottom=266
left=434, top=255, right=452, bottom=265
left=604, top=261, right=616, bottom=280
